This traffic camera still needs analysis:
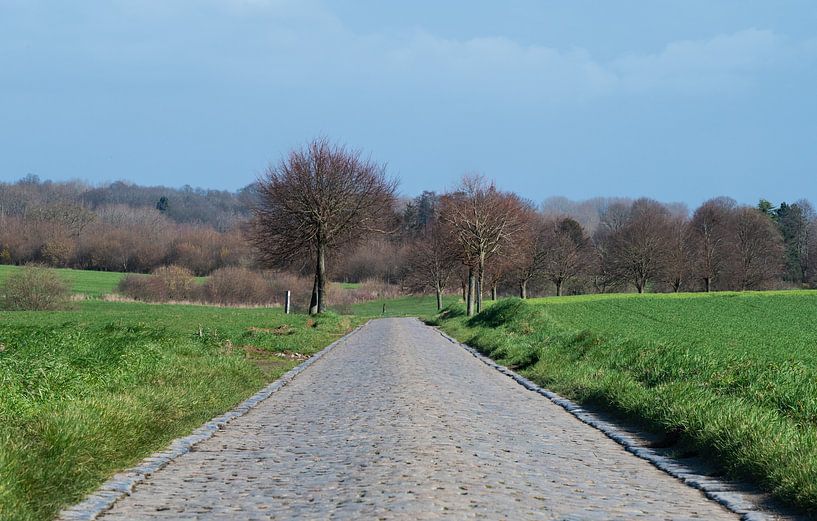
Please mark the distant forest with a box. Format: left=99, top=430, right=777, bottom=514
left=0, top=174, right=815, bottom=297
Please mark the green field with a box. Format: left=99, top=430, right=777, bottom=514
left=0, top=265, right=210, bottom=298
left=349, top=294, right=461, bottom=317
left=0, top=265, right=126, bottom=297
left=0, top=300, right=357, bottom=521
left=431, top=291, right=817, bottom=511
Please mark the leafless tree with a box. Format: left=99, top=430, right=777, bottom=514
left=686, top=197, right=735, bottom=292
left=402, top=222, right=459, bottom=310
left=29, top=202, right=96, bottom=238
left=508, top=211, right=547, bottom=299
left=246, top=138, right=397, bottom=314
left=728, top=207, right=785, bottom=290
left=597, top=198, right=672, bottom=293
left=792, top=199, right=816, bottom=283
left=540, top=216, right=594, bottom=296
left=484, top=249, right=516, bottom=300
left=440, top=175, right=526, bottom=315
left=662, top=215, right=693, bottom=292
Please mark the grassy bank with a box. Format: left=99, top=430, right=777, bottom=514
left=430, top=291, right=817, bottom=511
left=0, top=300, right=357, bottom=521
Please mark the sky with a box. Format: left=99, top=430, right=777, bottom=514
left=1, top=0, right=816, bottom=207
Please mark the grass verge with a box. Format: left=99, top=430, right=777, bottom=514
left=429, top=292, right=817, bottom=512
left=0, top=300, right=358, bottom=521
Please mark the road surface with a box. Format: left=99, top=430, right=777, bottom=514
left=100, top=318, right=736, bottom=520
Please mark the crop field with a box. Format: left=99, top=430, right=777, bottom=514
left=431, top=291, right=817, bottom=511
left=0, top=300, right=358, bottom=521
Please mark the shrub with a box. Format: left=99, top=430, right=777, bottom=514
left=149, top=266, right=197, bottom=301
left=204, top=267, right=273, bottom=305
left=117, top=274, right=152, bottom=301
left=0, top=265, right=70, bottom=310
left=117, top=266, right=197, bottom=302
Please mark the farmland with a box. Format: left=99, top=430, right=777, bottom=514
left=0, top=266, right=212, bottom=299
left=6, top=263, right=817, bottom=515
left=0, top=300, right=358, bottom=521
left=349, top=294, right=461, bottom=317
left=0, top=265, right=125, bottom=298
left=430, top=291, right=817, bottom=511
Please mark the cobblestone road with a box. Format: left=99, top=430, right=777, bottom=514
left=101, top=318, right=737, bottom=520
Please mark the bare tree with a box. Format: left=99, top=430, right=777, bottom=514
left=687, top=198, right=735, bottom=292
left=728, top=207, right=784, bottom=290
left=402, top=222, right=459, bottom=310
left=598, top=198, right=672, bottom=293
left=540, top=216, right=594, bottom=296
left=508, top=211, right=547, bottom=299
left=662, top=215, right=693, bottom=292
left=440, top=176, right=526, bottom=315
left=795, top=200, right=816, bottom=283
left=485, top=250, right=516, bottom=300
left=807, top=218, right=817, bottom=287
left=247, top=138, right=397, bottom=314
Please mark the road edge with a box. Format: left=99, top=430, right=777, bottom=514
left=429, top=321, right=775, bottom=521
left=57, top=322, right=367, bottom=521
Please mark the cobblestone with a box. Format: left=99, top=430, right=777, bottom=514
left=100, top=318, right=737, bottom=520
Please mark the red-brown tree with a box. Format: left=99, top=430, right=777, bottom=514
left=440, top=175, right=526, bottom=315
left=246, top=138, right=397, bottom=314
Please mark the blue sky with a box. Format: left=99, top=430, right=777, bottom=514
left=1, top=1, right=816, bottom=206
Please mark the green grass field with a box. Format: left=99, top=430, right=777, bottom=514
left=0, top=265, right=209, bottom=298
left=431, top=291, right=817, bottom=511
left=349, top=294, right=461, bottom=317
left=0, top=265, right=126, bottom=297
left=0, top=300, right=358, bottom=521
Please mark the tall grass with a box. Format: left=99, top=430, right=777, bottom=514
left=430, top=292, right=817, bottom=511
left=0, top=300, right=357, bottom=521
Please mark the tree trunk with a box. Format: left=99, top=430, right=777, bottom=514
left=704, top=277, right=711, bottom=292
left=317, top=243, right=326, bottom=312
left=461, top=281, right=466, bottom=302
left=309, top=274, right=319, bottom=315
left=466, top=268, right=475, bottom=317
left=519, top=280, right=527, bottom=299
left=435, top=287, right=442, bottom=311
left=476, top=256, right=485, bottom=314
left=555, top=280, right=563, bottom=297
left=311, top=242, right=327, bottom=314
left=491, top=284, right=497, bottom=301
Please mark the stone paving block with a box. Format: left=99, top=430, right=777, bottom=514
left=96, top=318, right=747, bottom=520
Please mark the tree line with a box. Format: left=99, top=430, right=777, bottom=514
left=246, top=139, right=817, bottom=315
left=0, top=175, right=253, bottom=274
left=402, top=185, right=816, bottom=315
left=3, top=141, right=816, bottom=316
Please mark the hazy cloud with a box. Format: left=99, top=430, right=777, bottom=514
left=3, top=1, right=810, bottom=103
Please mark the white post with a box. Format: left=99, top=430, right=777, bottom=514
left=285, top=290, right=291, bottom=314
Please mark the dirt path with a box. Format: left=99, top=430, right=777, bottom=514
left=98, top=318, right=737, bottom=520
